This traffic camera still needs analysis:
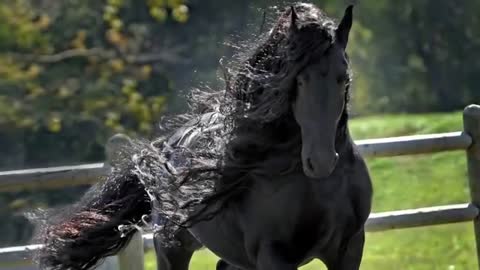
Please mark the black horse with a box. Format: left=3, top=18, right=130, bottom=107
left=33, top=3, right=372, bottom=270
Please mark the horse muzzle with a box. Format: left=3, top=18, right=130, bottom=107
left=302, top=152, right=339, bottom=179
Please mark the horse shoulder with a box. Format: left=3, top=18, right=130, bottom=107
left=347, top=151, right=373, bottom=227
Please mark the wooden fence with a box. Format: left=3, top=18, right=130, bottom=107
left=0, top=104, right=479, bottom=269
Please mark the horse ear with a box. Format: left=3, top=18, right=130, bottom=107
left=290, top=6, right=298, bottom=32
left=336, top=5, right=353, bottom=49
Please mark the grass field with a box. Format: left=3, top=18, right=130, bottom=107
left=145, top=111, right=476, bottom=270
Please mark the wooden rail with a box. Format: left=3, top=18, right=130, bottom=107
left=366, top=203, right=479, bottom=232
left=0, top=104, right=478, bottom=270
left=0, top=163, right=104, bottom=192
left=1, top=203, right=479, bottom=268
left=356, top=131, right=472, bottom=157
left=0, top=234, right=155, bottom=270
left=0, top=132, right=473, bottom=192
left=0, top=234, right=155, bottom=262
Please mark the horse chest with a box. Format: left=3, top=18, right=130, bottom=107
left=247, top=172, right=353, bottom=220
left=191, top=158, right=371, bottom=269
left=238, top=173, right=358, bottom=262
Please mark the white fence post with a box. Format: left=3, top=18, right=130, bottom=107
left=96, top=256, right=119, bottom=270
left=117, top=231, right=145, bottom=270
left=464, top=104, right=480, bottom=269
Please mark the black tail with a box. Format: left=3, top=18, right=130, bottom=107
left=33, top=167, right=151, bottom=270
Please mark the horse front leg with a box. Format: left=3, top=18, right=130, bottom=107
left=327, top=229, right=365, bottom=270
left=154, top=228, right=202, bottom=270
left=155, top=234, right=244, bottom=270
left=216, top=259, right=245, bottom=270
left=255, top=242, right=297, bottom=270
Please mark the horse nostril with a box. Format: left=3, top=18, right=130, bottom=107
left=306, top=158, right=315, bottom=172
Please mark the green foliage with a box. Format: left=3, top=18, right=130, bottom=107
left=0, top=0, right=191, bottom=169
left=0, top=0, right=190, bottom=140
left=306, top=0, right=480, bottom=114
left=349, top=0, right=480, bottom=113
left=145, top=111, right=474, bottom=270
left=0, top=0, right=188, bottom=246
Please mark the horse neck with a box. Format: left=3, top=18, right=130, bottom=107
left=335, top=122, right=356, bottom=164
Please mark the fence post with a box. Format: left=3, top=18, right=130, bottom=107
left=104, top=134, right=145, bottom=270
left=105, top=133, right=132, bottom=169
left=118, top=231, right=145, bottom=270
left=464, top=104, right=480, bottom=269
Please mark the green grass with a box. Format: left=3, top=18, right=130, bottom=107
left=146, top=111, right=475, bottom=270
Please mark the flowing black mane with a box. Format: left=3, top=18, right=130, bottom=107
left=109, top=3, right=352, bottom=244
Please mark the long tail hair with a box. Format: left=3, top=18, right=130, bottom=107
left=32, top=165, right=151, bottom=270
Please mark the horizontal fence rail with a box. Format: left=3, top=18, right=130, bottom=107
left=0, top=163, right=104, bottom=192
left=0, top=131, right=473, bottom=193
left=0, top=234, right=156, bottom=259
left=356, top=131, right=472, bottom=157
left=366, top=203, right=479, bottom=232
left=2, top=203, right=478, bottom=265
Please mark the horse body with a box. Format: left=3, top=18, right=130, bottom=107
left=157, top=133, right=372, bottom=270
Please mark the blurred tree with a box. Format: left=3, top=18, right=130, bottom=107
left=344, top=0, right=480, bottom=113
left=0, top=0, right=190, bottom=246
left=0, top=0, right=191, bottom=169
